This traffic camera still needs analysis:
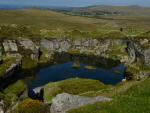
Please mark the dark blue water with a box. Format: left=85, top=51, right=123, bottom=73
left=29, top=62, right=125, bottom=89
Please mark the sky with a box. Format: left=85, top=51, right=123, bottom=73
left=0, top=0, right=150, bottom=7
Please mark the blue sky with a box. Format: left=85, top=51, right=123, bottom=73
left=0, top=0, right=150, bottom=7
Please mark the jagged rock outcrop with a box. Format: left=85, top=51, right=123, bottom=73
left=127, top=41, right=136, bottom=63
left=127, top=40, right=150, bottom=66
left=3, top=40, right=18, bottom=52
left=2, top=40, right=19, bottom=58
left=41, top=39, right=55, bottom=51
left=50, top=93, right=112, bottom=113
left=18, top=39, right=38, bottom=51
left=18, top=39, right=39, bottom=60
left=143, top=49, right=150, bottom=66
left=1, top=38, right=149, bottom=79
left=1, top=38, right=149, bottom=65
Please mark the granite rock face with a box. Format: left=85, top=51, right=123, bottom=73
left=1, top=38, right=149, bottom=66
left=50, top=93, right=112, bottom=113
left=41, top=39, right=55, bottom=51
left=2, top=40, right=18, bottom=52
left=143, top=49, right=150, bottom=66
left=1, top=38, right=149, bottom=79
left=18, top=39, right=39, bottom=60
left=18, top=39, right=38, bottom=51
left=2, top=40, right=21, bottom=58
left=127, top=41, right=136, bottom=63
left=126, top=40, right=150, bottom=66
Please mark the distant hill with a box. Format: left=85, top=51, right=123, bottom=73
left=0, top=4, right=29, bottom=10
left=0, top=7, right=150, bottom=37
left=0, top=8, right=104, bottom=31
left=52, top=5, right=150, bottom=17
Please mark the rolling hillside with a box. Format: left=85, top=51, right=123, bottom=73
left=55, top=5, right=150, bottom=17
left=0, top=7, right=150, bottom=38
left=0, top=8, right=105, bottom=31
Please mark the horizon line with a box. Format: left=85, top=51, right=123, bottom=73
left=0, top=3, right=150, bottom=8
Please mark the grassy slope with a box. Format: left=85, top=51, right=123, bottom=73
left=0, top=8, right=150, bottom=36
left=68, top=78, right=150, bottom=113
left=57, top=6, right=150, bottom=35
left=82, top=5, right=150, bottom=16
left=0, top=9, right=105, bottom=31
left=0, top=80, right=26, bottom=108
left=44, top=78, right=108, bottom=103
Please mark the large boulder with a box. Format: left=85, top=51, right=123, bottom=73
left=50, top=93, right=112, bottom=113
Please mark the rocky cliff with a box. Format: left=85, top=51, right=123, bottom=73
left=0, top=38, right=150, bottom=79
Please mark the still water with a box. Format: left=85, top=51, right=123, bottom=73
left=29, top=62, right=125, bottom=89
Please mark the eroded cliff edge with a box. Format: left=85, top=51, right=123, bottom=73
left=0, top=38, right=149, bottom=80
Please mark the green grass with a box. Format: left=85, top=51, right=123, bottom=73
left=68, top=78, right=150, bottom=113
left=0, top=8, right=150, bottom=39
left=44, top=78, right=108, bottom=103
left=4, top=80, right=26, bottom=95
left=22, top=58, right=38, bottom=70
left=0, top=9, right=104, bottom=31
left=0, top=57, right=16, bottom=77
left=0, top=80, right=26, bottom=109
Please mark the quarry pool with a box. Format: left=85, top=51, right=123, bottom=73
left=29, top=62, right=125, bottom=90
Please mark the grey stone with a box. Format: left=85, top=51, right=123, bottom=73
left=73, top=40, right=82, bottom=49
left=41, top=39, right=55, bottom=51
left=3, top=40, right=18, bottom=52
left=127, top=41, right=136, bottom=63
left=19, top=39, right=38, bottom=51
left=50, top=93, right=112, bottom=113
left=137, top=71, right=150, bottom=80
left=81, top=39, right=90, bottom=47
left=59, top=40, right=71, bottom=52
left=143, top=49, right=150, bottom=66
left=140, top=39, right=149, bottom=45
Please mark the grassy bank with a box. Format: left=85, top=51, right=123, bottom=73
left=0, top=80, right=26, bottom=109
left=44, top=78, right=108, bottom=103
left=68, top=78, right=150, bottom=113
